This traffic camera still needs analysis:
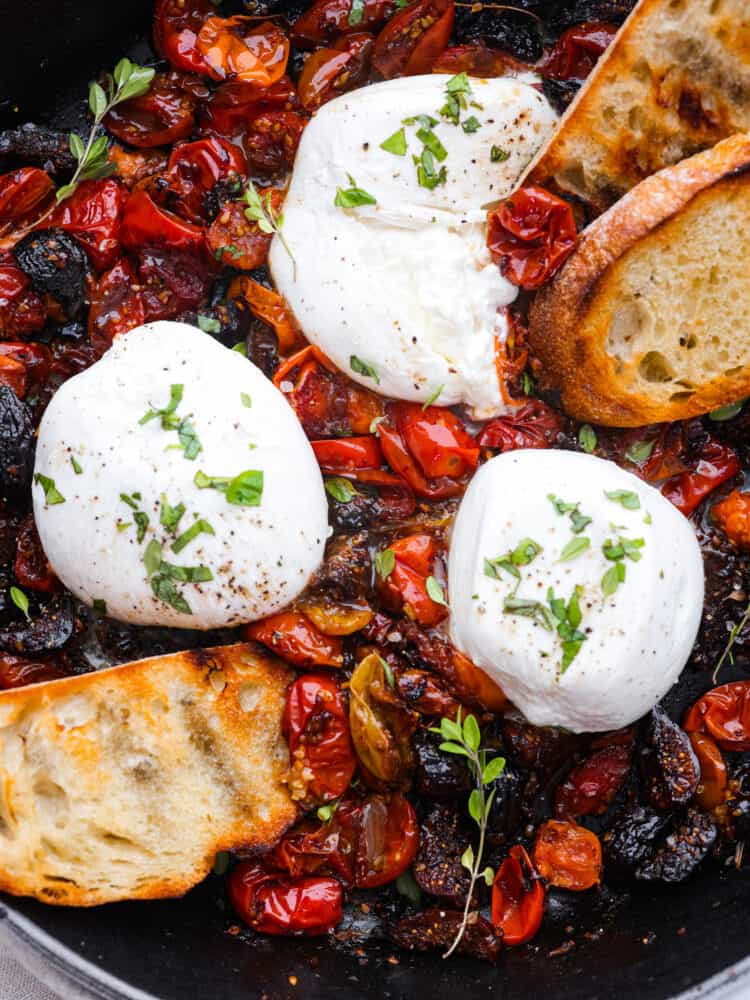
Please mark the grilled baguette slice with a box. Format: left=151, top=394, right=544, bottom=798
left=0, top=643, right=296, bottom=906
left=528, top=133, right=750, bottom=427
left=525, top=0, right=750, bottom=213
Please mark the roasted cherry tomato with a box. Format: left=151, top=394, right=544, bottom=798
left=137, top=245, right=212, bottom=321
left=104, top=72, right=196, bottom=148
left=0, top=341, right=50, bottom=403
left=199, top=76, right=301, bottom=139
left=533, top=820, right=602, bottom=891
left=661, top=439, right=740, bottom=516
left=298, top=600, right=373, bottom=636
left=121, top=188, right=205, bottom=252
left=88, top=258, right=146, bottom=351
left=246, top=611, right=344, bottom=668
left=689, top=731, right=728, bottom=810
left=432, top=44, right=528, bottom=77
left=349, top=653, right=416, bottom=785
left=107, top=146, right=168, bottom=189
left=0, top=261, right=46, bottom=337
left=207, top=192, right=281, bottom=269
left=45, top=179, right=124, bottom=272
left=14, top=513, right=58, bottom=592
left=243, top=111, right=307, bottom=178
left=487, top=185, right=577, bottom=290
left=0, top=167, right=54, bottom=239
left=378, top=419, right=467, bottom=499
left=377, top=533, right=448, bottom=627
left=228, top=861, right=343, bottom=936
left=154, top=0, right=215, bottom=75
left=163, top=137, right=247, bottom=224
left=540, top=22, right=618, bottom=81
left=0, top=353, right=25, bottom=396
left=272, top=791, right=418, bottom=888
left=554, top=744, right=632, bottom=818
left=372, top=0, right=454, bottom=78
left=194, top=18, right=289, bottom=85
left=477, top=399, right=565, bottom=451
left=298, top=34, right=374, bottom=111
left=0, top=652, right=67, bottom=689
left=311, top=436, right=384, bottom=474
left=283, top=672, right=356, bottom=805
left=491, top=845, right=545, bottom=946
left=396, top=403, right=478, bottom=479
left=227, top=275, right=301, bottom=352
left=712, top=489, right=750, bottom=548
left=292, top=0, right=395, bottom=48
left=684, top=682, right=750, bottom=751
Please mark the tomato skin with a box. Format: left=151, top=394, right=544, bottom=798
left=540, top=22, right=618, bottom=81
left=247, top=611, right=344, bottom=668
left=88, top=258, right=146, bottom=351
left=163, top=137, right=247, bottom=224
left=712, top=489, right=750, bottom=548
left=311, top=436, right=383, bottom=473
left=689, top=731, right=728, bottom=810
left=121, top=189, right=206, bottom=253
left=228, top=861, right=343, bottom=936
left=298, top=34, right=374, bottom=111
left=0, top=653, right=68, bottom=688
left=0, top=354, right=25, bottom=396
left=199, top=77, right=301, bottom=139
left=0, top=167, right=54, bottom=237
left=372, top=0, right=454, bottom=78
left=282, top=672, right=356, bottom=805
left=477, top=400, right=564, bottom=451
left=227, top=275, right=300, bottom=352
left=195, top=18, right=290, bottom=85
left=487, top=185, right=577, bottom=290
left=491, top=845, right=545, bottom=946
left=533, top=820, right=602, bottom=891
left=554, top=744, right=632, bottom=819
left=661, top=439, right=740, bottom=516
left=45, top=179, right=124, bottom=272
left=378, top=421, right=466, bottom=498
left=207, top=195, right=279, bottom=270
left=395, top=403, right=478, bottom=479
left=14, top=512, right=58, bottom=592
left=0, top=263, right=46, bottom=339
left=138, top=245, right=211, bottom=322
left=104, top=72, right=196, bottom=148
left=292, top=0, right=395, bottom=48
left=684, top=681, right=750, bottom=751
left=378, top=533, right=448, bottom=627
left=432, top=44, right=529, bottom=77
left=154, top=0, right=215, bottom=75
left=0, top=341, right=50, bottom=403
left=243, top=111, right=307, bottom=178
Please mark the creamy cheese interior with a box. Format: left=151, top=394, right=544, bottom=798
left=270, top=74, right=557, bottom=418
left=33, top=322, right=328, bottom=628
left=449, top=450, right=704, bottom=732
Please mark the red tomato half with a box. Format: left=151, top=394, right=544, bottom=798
left=432, top=44, right=529, bottom=77
left=244, top=111, right=307, bottom=178
left=395, top=402, right=478, bottom=479
left=88, top=258, right=146, bottom=351
left=164, top=137, right=247, bottom=224
left=477, top=400, right=564, bottom=451
left=121, top=189, right=206, bottom=253
left=104, top=72, right=196, bottom=148
left=684, top=681, right=750, bottom=751
left=378, top=533, right=448, bottom=627
left=0, top=263, right=46, bottom=338
left=282, top=672, right=356, bottom=805
left=491, top=845, right=545, bottom=946
left=228, top=861, right=343, bottom=936
left=199, top=77, right=301, bottom=139
left=154, top=0, right=215, bottom=75
left=0, top=167, right=54, bottom=238
left=540, top=22, right=618, bottom=81
left=246, top=611, right=344, bottom=668
left=46, top=179, right=124, bottom=271
left=372, top=0, right=454, bottom=78
left=487, top=185, right=577, bottom=290
left=14, top=513, right=58, bottom=592
left=661, top=439, right=740, bottom=516
left=298, top=34, right=374, bottom=111
left=311, top=436, right=383, bottom=473
left=292, top=0, right=395, bottom=48
left=554, top=744, right=632, bottom=818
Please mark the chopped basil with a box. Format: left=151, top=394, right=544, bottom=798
left=395, top=870, right=421, bottom=906
left=490, top=145, right=510, bottom=163
left=559, top=536, right=591, bottom=562
left=134, top=510, right=149, bottom=544
left=601, top=560, right=626, bottom=597
left=522, top=371, right=535, bottom=396
left=416, top=126, right=447, bottom=162
left=34, top=474, right=65, bottom=505
left=350, top=355, right=380, bottom=383
left=547, top=494, right=591, bottom=533
left=348, top=0, right=365, bottom=25
left=445, top=71, right=471, bottom=95
left=440, top=72, right=472, bottom=125
left=160, top=495, right=186, bottom=533
left=325, top=477, right=357, bottom=503
left=414, top=147, right=447, bottom=189
left=334, top=175, right=377, bottom=208
left=116, top=520, right=131, bottom=532
left=380, top=127, right=408, bottom=156
left=317, top=801, right=339, bottom=823
left=140, top=383, right=183, bottom=427
left=461, top=116, right=481, bottom=134
left=426, top=575, right=448, bottom=606
left=71, top=456, right=83, bottom=475
left=402, top=113, right=439, bottom=129
left=625, top=439, right=655, bottom=465
left=92, top=598, right=107, bottom=614
left=605, top=489, right=641, bottom=510
left=232, top=342, right=248, bottom=356
left=504, top=584, right=587, bottom=672
left=709, top=400, right=744, bottom=421
left=178, top=417, right=202, bottom=460
left=120, top=491, right=141, bottom=509
left=503, top=595, right=557, bottom=630
left=151, top=574, right=192, bottom=615
left=143, top=539, right=163, bottom=578
left=159, top=561, right=213, bottom=583
left=422, top=384, right=444, bottom=409
left=369, top=414, right=386, bottom=433
left=240, top=392, right=252, bottom=408
left=484, top=537, right=542, bottom=581
left=375, top=548, right=395, bottom=579
left=197, top=314, right=221, bottom=334
left=578, top=424, right=597, bottom=453
left=171, top=519, right=215, bottom=555
left=194, top=469, right=264, bottom=507
left=601, top=534, right=644, bottom=596
left=10, top=586, right=29, bottom=620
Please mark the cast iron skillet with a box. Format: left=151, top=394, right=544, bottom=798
left=2, top=2, right=750, bottom=997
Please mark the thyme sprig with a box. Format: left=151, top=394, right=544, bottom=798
left=242, top=180, right=296, bottom=279
left=430, top=709, right=506, bottom=958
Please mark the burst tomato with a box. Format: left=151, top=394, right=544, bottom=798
left=227, top=275, right=301, bottom=352
left=689, top=731, right=728, bottom=810
left=0, top=341, right=50, bottom=402
left=554, top=744, right=632, bottom=818
left=378, top=419, right=467, bottom=499
left=432, top=44, right=529, bottom=77
left=246, top=611, right=344, bottom=668
left=349, top=652, right=416, bottom=785
left=0, top=167, right=54, bottom=238
left=0, top=354, right=25, bottom=396
left=154, top=0, right=215, bottom=75
left=121, top=188, right=205, bottom=253
left=228, top=861, right=343, bottom=936
left=712, top=489, right=750, bottom=549
left=107, top=146, right=168, bottom=189
left=244, top=111, right=307, bottom=178
left=298, top=34, right=374, bottom=111
left=0, top=652, right=67, bottom=688
left=88, top=258, right=146, bottom=351
left=14, top=513, right=58, bottom=592
left=199, top=77, right=301, bottom=139
left=491, top=845, right=545, bottom=946
left=661, top=439, right=740, bottom=516
left=540, top=22, right=618, bottom=81
left=282, top=672, right=356, bottom=805
left=137, top=245, right=211, bottom=321
left=0, top=262, right=46, bottom=338
left=292, top=0, right=395, bottom=48
left=104, top=72, right=196, bottom=148
left=377, top=533, right=448, bottom=627
left=45, top=179, right=124, bottom=271
left=477, top=399, right=565, bottom=451
left=311, top=436, right=384, bottom=474
left=487, top=185, right=577, bottom=290
left=194, top=18, right=289, bottom=85
left=396, top=402, right=478, bottom=479
left=163, top=137, right=247, bottom=224
left=372, top=0, right=454, bottom=78
left=206, top=193, right=281, bottom=270
left=684, top=682, right=750, bottom=751
left=533, top=820, right=602, bottom=891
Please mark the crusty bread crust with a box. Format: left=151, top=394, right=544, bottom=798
left=529, top=133, right=750, bottom=426
left=525, top=0, right=750, bottom=213
left=0, top=643, right=296, bottom=906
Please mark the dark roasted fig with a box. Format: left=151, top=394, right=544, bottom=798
left=636, top=809, right=717, bottom=883
left=328, top=486, right=416, bottom=533
left=246, top=317, right=279, bottom=379
left=640, top=706, right=700, bottom=811
left=388, top=908, right=500, bottom=962
left=454, top=5, right=543, bottom=62
left=546, top=0, right=636, bottom=31
left=603, top=805, right=671, bottom=880
left=313, top=531, right=372, bottom=599
left=542, top=78, right=581, bottom=115
left=0, top=594, right=76, bottom=654
left=486, top=761, right=525, bottom=846
left=0, top=385, right=35, bottom=504
left=724, top=762, right=750, bottom=841
left=501, top=710, right=582, bottom=775
left=0, top=124, right=76, bottom=175
left=413, top=803, right=473, bottom=904
left=14, top=229, right=89, bottom=318
left=398, top=669, right=461, bottom=718
left=412, top=727, right=472, bottom=799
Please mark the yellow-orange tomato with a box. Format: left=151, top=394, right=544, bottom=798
left=712, top=489, right=750, bottom=549
left=298, top=601, right=373, bottom=636
left=533, top=820, right=602, bottom=891
left=227, top=274, right=302, bottom=352
left=689, top=731, right=728, bottom=810
left=196, top=18, right=289, bottom=85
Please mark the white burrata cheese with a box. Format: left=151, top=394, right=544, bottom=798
left=33, top=322, right=328, bottom=628
left=270, top=74, right=557, bottom=418
left=449, top=450, right=704, bottom=732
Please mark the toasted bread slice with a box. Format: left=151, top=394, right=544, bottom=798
left=525, top=0, right=750, bottom=213
left=528, top=133, right=750, bottom=427
left=0, top=643, right=296, bottom=906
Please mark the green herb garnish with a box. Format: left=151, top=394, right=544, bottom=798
left=243, top=179, right=295, bottom=278
left=171, top=519, right=215, bottom=555
left=625, top=439, right=655, bottom=465
left=559, top=536, right=591, bottom=562
left=426, top=575, right=448, bottom=606
left=194, top=469, right=264, bottom=507
left=461, top=116, right=481, bottom=134
left=375, top=548, right=395, bottom=579
left=484, top=537, right=542, bottom=581
left=380, top=127, right=408, bottom=156
left=422, top=384, right=444, bottom=409
left=240, top=392, right=252, bottom=408
left=334, top=175, right=377, bottom=208
left=490, top=145, right=510, bottom=163
left=325, top=477, right=357, bottom=503
left=578, top=424, right=597, bottom=453
left=34, top=474, right=65, bottom=505
left=160, top=495, right=186, bottom=533
left=10, top=586, right=29, bottom=620
left=197, top=315, right=221, bottom=334
left=605, top=489, right=641, bottom=510
left=348, top=0, right=365, bottom=24
left=71, top=456, right=83, bottom=475
left=350, top=355, right=380, bottom=383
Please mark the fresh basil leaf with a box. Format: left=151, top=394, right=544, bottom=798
left=348, top=0, right=365, bottom=25
left=226, top=469, right=264, bottom=506
left=416, top=126, right=448, bottom=162
left=374, top=548, right=395, bottom=579
left=240, top=392, right=252, bottom=408
left=33, top=473, right=65, bottom=505
left=625, top=439, right=655, bottom=465
left=709, top=400, right=744, bottom=421
left=605, top=489, right=641, bottom=510
left=171, top=519, right=215, bottom=554
left=134, top=510, right=149, bottom=544
left=10, top=586, right=30, bottom=620
left=380, top=127, right=407, bottom=156
left=143, top=539, right=163, bottom=578
left=461, top=116, right=481, bottom=134
left=70, top=456, right=83, bottom=475
left=197, top=314, right=221, bottom=334
left=350, top=355, right=379, bottom=383
left=559, top=536, right=590, bottom=562
left=426, top=575, right=448, bottom=606
left=490, top=145, right=510, bottom=163
left=160, top=495, right=186, bottom=533
left=334, top=177, right=377, bottom=208
left=150, top=573, right=192, bottom=615
left=325, top=477, right=357, bottom=503
left=578, top=424, right=597, bottom=453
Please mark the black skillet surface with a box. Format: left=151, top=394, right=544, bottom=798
left=3, top=1, right=750, bottom=997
